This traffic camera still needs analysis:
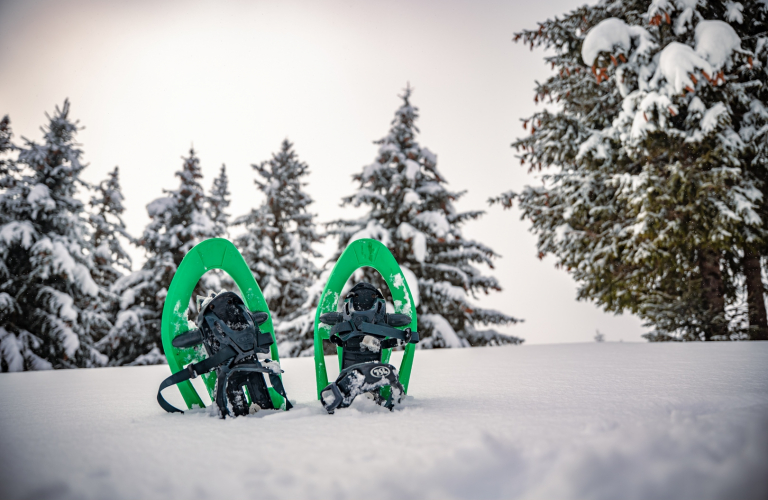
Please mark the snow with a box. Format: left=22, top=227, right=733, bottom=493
left=652, top=42, right=712, bottom=94
left=396, top=222, right=427, bottom=262
left=414, top=210, right=450, bottom=238
left=0, top=327, right=24, bottom=372
left=726, top=1, right=744, bottom=23
left=349, top=219, right=392, bottom=247
left=686, top=102, right=729, bottom=143
left=420, top=313, right=464, bottom=348
left=0, top=221, right=36, bottom=249
left=402, top=159, right=420, bottom=182
left=695, top=20, right=741, bottom=70
left=1, top=343, right=765, bottom=499
left=146, top=196, right=175, bottom=217
left=400, top=265, right=420, bottom=307
left=581, top=18, right=653, bottom=66
left=26, top=183, right=56, bottom=214
left=576, top=133, right=608, bottom=161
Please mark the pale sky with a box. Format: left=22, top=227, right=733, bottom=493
left=0, top=0, right=648, bottom=343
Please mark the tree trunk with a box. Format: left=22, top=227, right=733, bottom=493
left=744, top=247, right=768, bottom=341
left=698, top=247, right=727, bottom=340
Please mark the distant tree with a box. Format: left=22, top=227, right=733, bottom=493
left=594, top=330, right=605, bottom=342
left=98, top=148, right=217, bottom=365
left=233, top=140, right=324, bottom=357
left=89, top=167, right=132, bottom=289
left=0, top=102, right=108, bottom=370
left=493, top=0, right=768, bottom=341
left=328, top=86, right=523, bottom=348
left=208, top=163, right=230, bottom=238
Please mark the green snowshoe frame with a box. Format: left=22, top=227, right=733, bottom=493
left=161, top=238, right=288, bottom=411
left=313, top=238, right=417, bottom=399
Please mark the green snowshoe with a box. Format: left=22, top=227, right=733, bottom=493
left=157, top=238, right=291, bottom=416
left=313, top=239, right=419, bottom=413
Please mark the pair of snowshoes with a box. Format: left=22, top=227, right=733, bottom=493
left=157, top=283, right=417, bottom=417
left=318, top=282, right=418, bottom=413
left=157, top=291, right=292, bottom=417
left=158, top=237, right=418, bottom=418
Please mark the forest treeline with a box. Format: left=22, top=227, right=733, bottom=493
left=0, top=88, right=522, bottom=370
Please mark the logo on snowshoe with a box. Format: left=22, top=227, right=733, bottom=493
left=370, top=366, right=391, bottom=378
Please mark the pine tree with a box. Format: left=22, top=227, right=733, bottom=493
left=208, top=163, right=230, bottom=238
left=492, top=0, right=768, bottom=341
left=89, top=167, right=132, bottom=289
left=233, top=140, right=324, bottom=357
left=98, top=148, right=218, bottom=365
left=328, top=86, right=522, bottom=348
left=0, top=101, right=108, bottom=370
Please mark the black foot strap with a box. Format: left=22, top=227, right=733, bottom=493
left=320, top=362, right=405, bottom=414
left=157, top=346, right=236, bottom=413
left=157, top=348, right=293, bottom=414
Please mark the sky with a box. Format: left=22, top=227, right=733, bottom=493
left=0, top=0, right=648, bottom=343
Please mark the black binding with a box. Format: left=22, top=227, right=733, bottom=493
left=317, top=282, right=418, bottom=413
left=157, top=291, right=292, bottom=417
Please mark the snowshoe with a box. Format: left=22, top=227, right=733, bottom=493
left=317, top=282, right=417, bottom=413
left=313, top=239, right=419, bottom=408
left=157, top=290, right=292, bottom=417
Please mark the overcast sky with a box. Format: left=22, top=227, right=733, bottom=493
left=0, top=0, right=648, bottom=343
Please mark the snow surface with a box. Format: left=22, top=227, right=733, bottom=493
left=1, top=343, right=767, bottom=500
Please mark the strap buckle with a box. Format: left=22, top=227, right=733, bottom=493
left=187, top=363, right=198, bottom=379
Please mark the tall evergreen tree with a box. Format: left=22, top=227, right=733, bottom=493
left=233, top=140, right=324, bottom=357
left=493, top=0, right=768, bottom=340
left=98, top=148, right=218, bottom=365
left=328, top=87, right=522, bottom=348
left=0, top=101, right=107, bottom=370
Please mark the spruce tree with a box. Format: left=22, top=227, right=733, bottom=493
left=233, top=140, right=324, bottom=357
left=0, top=101, right=107, bottom=370
left=208, top=163, right=230, bottom=238
left=98, top=148, right=218, bottom=365
left=493, top=0, right=768, bottom=340
left=328, top=87, right=522, bottom=348
left=89, top=167, right=132, bottom=289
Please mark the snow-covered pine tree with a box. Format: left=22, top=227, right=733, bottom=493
left=328, top=86, right=522, bottom=348
left=98, top=148, right=218, bottom=365
left=89, top=167, right=132, bottom=289
left=233, top=139, right=324, bottom=357
left=492, top=0, right=768, bottom=340
left=0, top=101, right=108, bottom=370
left=200, top=163, right=231, bottom=293
left=208, top=163, right=230, bottom=238
left=0, top=116, right=14, bottom=186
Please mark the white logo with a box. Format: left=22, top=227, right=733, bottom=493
left=371, top=366, right=391, bottom=378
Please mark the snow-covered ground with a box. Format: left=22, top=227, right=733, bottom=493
left=1, top=342, right=766, bottom=500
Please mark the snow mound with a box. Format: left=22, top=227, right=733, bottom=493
left=652, top=42, right=713, bottom=93
left=581, top=18, right=653, bottom=66
left=0, top=343, right=766, bottom=500
left=695, top=20, right=742, bottom=70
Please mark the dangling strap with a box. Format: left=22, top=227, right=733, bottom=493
left=156, top=346, right=237, bottom=414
